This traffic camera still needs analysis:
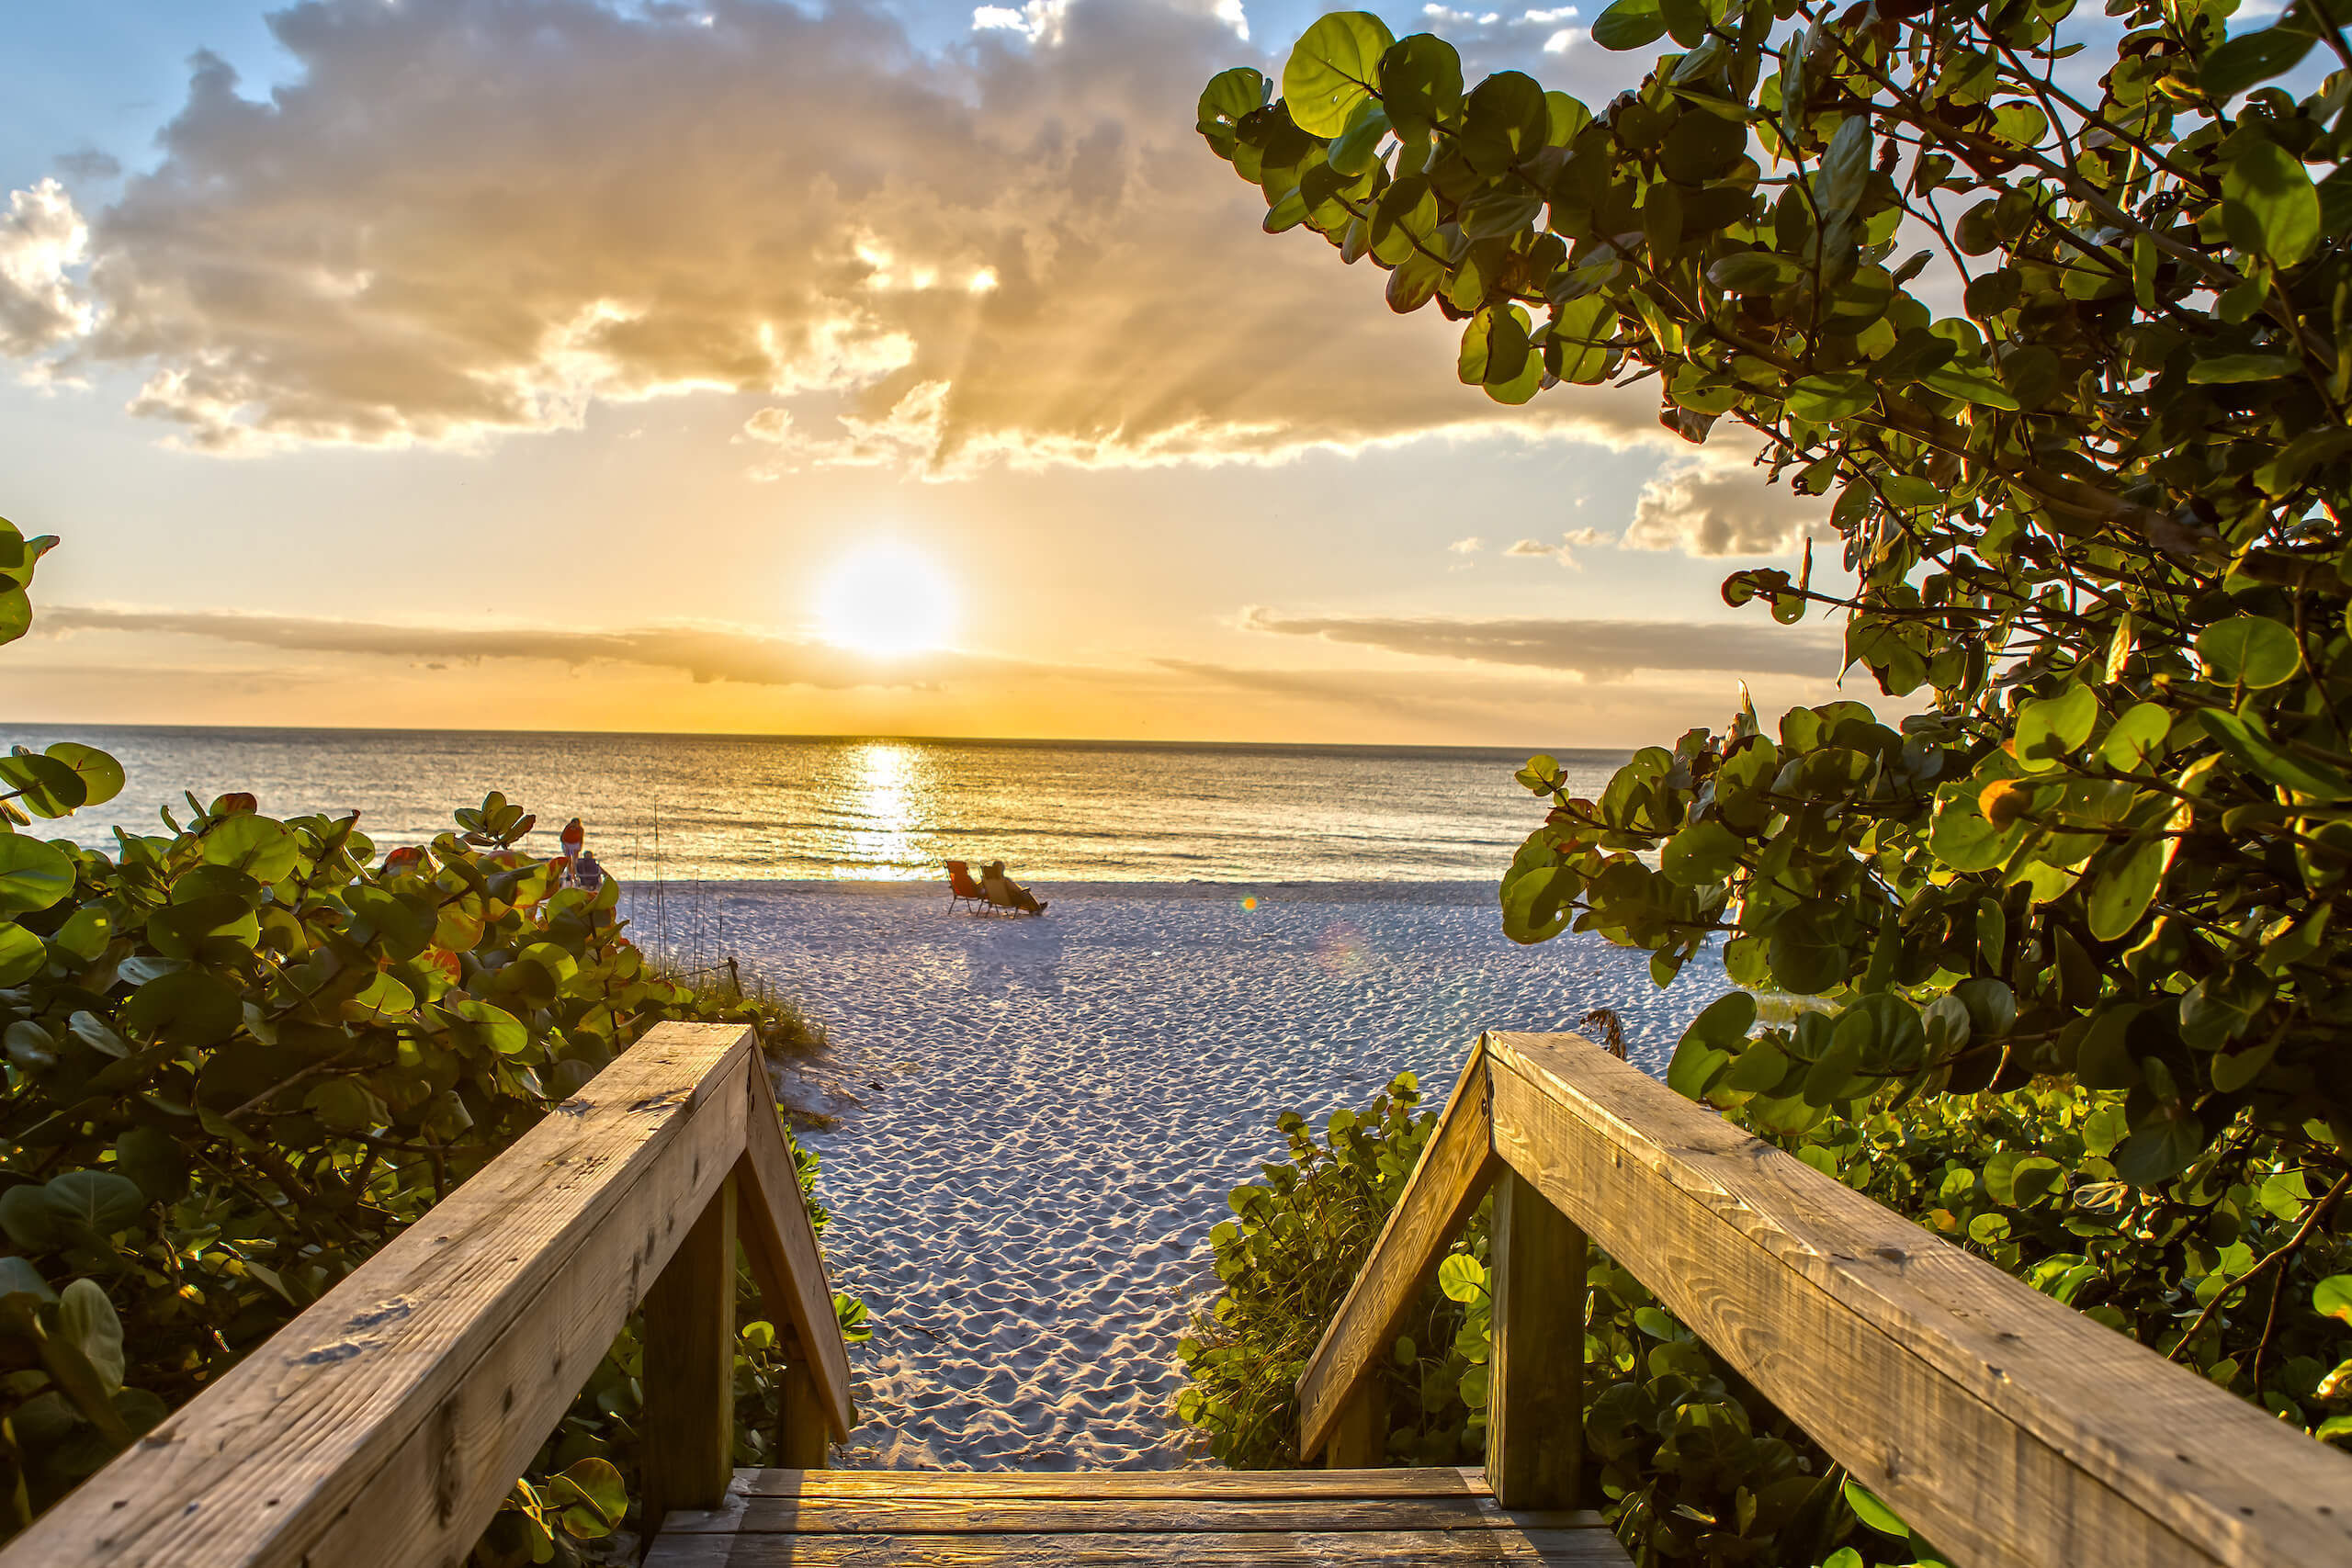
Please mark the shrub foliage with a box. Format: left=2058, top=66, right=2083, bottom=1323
left=1191, top=0, right=2352, bottom=1551
left=0, top=516, right=862, bottom=1556
left=1183, top=1075, right=2352, bottom=1564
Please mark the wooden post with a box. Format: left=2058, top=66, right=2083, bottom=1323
left=642, top=1174, right=739, bottom=1529
left=1487, top=1168, right=1584, bottom=1509
left=1324, top=1382, right=1386, bottom=1469
left=776, top=1348, right=830, bottom=1469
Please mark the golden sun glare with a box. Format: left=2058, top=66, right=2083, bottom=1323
left=816, top=543, right=959, bottom=658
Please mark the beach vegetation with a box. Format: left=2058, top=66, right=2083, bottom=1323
left=0, top=520, right=860, bottom=1553
left=1184, top=1072, right=2352, bottom=1562
left=1194, top=0, right=2352, bottom=1517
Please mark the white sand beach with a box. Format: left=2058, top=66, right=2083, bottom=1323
left=702, top=880, right=1730, bottom=1470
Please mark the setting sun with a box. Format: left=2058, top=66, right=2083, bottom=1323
left=816, top=543, right=958, bottom=658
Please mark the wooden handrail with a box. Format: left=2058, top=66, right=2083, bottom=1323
left=1295, top=1039, right=1498, bottom=1463
left=1298, top=1030, right=2352, bottom=1568
left=0, top=1021, right=855, bottom=1568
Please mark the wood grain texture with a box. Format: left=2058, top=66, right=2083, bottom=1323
left=1326, top=1385, right=1386, bottom=1469
left=1482, top=1030, right=2352, bottom=1568
left=729, top=1468, right=1493, bottom=1500
left=660, top=1495, right=1607, bottom=1534
left=644, top=1175, right=740, bottom=1524
left=1296, top=1046, right=1501, bottom=1459
left=643, top=1529, right=1627, bottom=1566
left=736, top=1060, right=855, bottom=1440
left=776, top=1358, right=831, bottom=1468
left=1486, top=1169, right=1584, bottom=1511
left=0, top=1022, right=756, bottom=1568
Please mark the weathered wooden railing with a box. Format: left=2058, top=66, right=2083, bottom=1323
left=0, top=1021, right=853, bottom=1568
left=1299, top=1031, right=2352, bottom=1568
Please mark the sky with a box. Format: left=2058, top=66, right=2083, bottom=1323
left=0, top=0, right=1859, bottom=747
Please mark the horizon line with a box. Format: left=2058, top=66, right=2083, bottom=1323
left=0, top=718, right=1633, bottom=756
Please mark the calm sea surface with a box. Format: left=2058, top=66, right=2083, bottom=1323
left=0, top=727, right=1628, bottom=883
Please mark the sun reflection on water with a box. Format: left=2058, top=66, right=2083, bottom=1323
left=827, top=740, right=933, bottom=875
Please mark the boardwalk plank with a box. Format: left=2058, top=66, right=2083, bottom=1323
left=728, top=1468, right=1492, bottom=1500
left=659, top=1495, right=1604, bottom=1534
left=644, top=1527, right=1627, bottom=1565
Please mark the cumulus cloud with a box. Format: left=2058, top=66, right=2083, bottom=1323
left=1448, top=536, right=1483, bottom=554
left=37, top=604, right=1029, bottom=690
left=1241, top=606, right=1842, bottom=681
left=4, top=0, right=1656, bottom=471
left=0, top=180, right=93, bottom=358
left=1500, top=525, right=1612, bottom=567
left=1622, top=456, right=1826, bottom=558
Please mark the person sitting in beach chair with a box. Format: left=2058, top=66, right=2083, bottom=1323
left=944, top=859, right=988, bottom=912
left=980, top=860, right=1047, bottom=917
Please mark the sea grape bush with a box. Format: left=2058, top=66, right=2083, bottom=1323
left=1207, top=0, right=2352, bottom=1159
left=1175, top=1075, right=1482, bottom=1464
left=1199, top=0, right=2352, bottom=1468
left=0, top=517, right=861, bottom=1552
left=1181, top=1079, right=1883, bottom=1564
left=1182, top=1078, right=2352, bottom=1564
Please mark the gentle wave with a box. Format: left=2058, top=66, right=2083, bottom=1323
left=0, top=726, right=1629, bottom=883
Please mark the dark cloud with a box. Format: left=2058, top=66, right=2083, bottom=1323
left=2, top=0, right=1663, bottom=471
left=38, top=604, right=1023, bottom=689
left=1240, top=607, right=1844, bottom=681
left=51, top=151, right=121, bottom=182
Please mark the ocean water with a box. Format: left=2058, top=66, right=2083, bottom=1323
left=0, top=726, right=1628, bottom=883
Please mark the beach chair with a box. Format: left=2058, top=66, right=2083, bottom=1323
left=981, top=861, right=1048, bottom=917
left=944, top=860, right=988, bottom=913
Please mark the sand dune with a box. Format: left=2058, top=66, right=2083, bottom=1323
left=691, top=880, right=1728, bottom=1469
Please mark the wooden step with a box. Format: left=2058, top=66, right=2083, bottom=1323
left=645, top=1468, right=1631, bottom=1565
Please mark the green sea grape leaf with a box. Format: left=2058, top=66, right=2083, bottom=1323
left=2198, top=615, right=2301, bottom=689
left=2222, top=138, right=2321, bottom=267
left=2014, top=684, right=2098, bottom=770
left=58, top=1279, right=125, bottom=1393
left=1283, top=12, right=1394, bottom=137
left=2088, top=831, right=2178, bottom=942
left=120, top=968, right=242, bottom=1047
left=2201, top=708, right=2352, bottom=796
left=1437, top=1253, right=1487, bottom=1303
left=2200, top=26, right=2314, bottom=103
left=0, top=923, right=43, bottom=986
left=548, top=1457, right=628, bottom=1540
left=1379, top=34, right=1464, bottom=137
left=200, top=814, right=299, bottom=883
left=44, top=1170, right=147, bottom=1238
left=1196, top=67, right=1267, bottom=158
left=2113, top=1112, right=2207, bottom=1189
left=1592, top=0, right=1668, bottom=51
left=1660, top=819, right=1743, bottom=885
left=1919, top=365, right=2021, bottom=410
left=2101, top=702, right=2170, bottom=771
left=1500, top=863, right=1582, bottom=944
left=0, top=833, right=74, bottom=915
left=1844, top=1480, right=1907, bottom=1538
left=0, top=751, right=87, bottom=818
left=0, top=1256, right=53, bottom=1305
